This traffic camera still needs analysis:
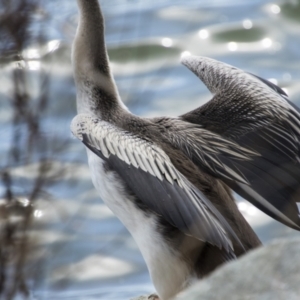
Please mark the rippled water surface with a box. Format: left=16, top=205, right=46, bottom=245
left=1, top=0, right=300, bottom=299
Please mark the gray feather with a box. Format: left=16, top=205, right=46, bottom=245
left=181, top=55, right=300, bottom=230
left=71, top=113, right=241, bottom=252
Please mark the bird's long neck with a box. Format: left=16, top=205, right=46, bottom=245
left=73, top=0, right=127, bottom=120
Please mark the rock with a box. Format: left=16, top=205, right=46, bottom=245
left=175, top=237, right=300, bottom=300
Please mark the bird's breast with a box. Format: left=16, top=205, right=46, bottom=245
left=85, top=149, right=193, bottom=299
left=86, top=149, right=137, bottom=225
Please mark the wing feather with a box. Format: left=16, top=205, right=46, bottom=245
left=71, top=114, right=241, bottom=253
left=180, top=55, right=300, bottom=230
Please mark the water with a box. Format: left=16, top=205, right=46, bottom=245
left=1, top=0, right=300, bottom=299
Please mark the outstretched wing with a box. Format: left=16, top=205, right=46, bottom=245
left=71, top=114, right=241, bottom=253
left=180, top=55, right=300, bottom=230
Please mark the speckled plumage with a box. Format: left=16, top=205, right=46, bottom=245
left=71, top=1, right=300, bottom=299
left=181, top=55, right=300, bottom=230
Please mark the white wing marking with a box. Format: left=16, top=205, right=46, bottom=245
left=71, top=114, right=183, bottom=185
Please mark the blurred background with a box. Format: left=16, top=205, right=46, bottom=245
left=0, top=0, right=300, bottom=299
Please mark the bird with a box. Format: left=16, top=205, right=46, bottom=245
left=71, top=0, right=300, bottom=299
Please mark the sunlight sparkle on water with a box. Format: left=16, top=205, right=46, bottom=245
left=27, top=61, right=41, bottom=71
left=261, top=37, right=272, bottom=48
left=238, top=202, right=258, bottom=216
left=19, top=198, right=30, bottom=207
left=47, top=40, right=60, bottom=52
left=242, top=19, right=253, bottom=30
left=238, top=202, right=247, bottom=212
left=24, top=48, right=40, bottom=59
left=161, top=37, right=173, bottom=47
left=247, top=206, right=257, bottom=216
left=228, top=42, right=238, bottom=51
left=181, top=51, right=191, bottom=58
left=270, top=4, right=281, bottom=14
left=198, top=29, right=209, bottom=39
left=34, top=210, right=43, bottom=218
